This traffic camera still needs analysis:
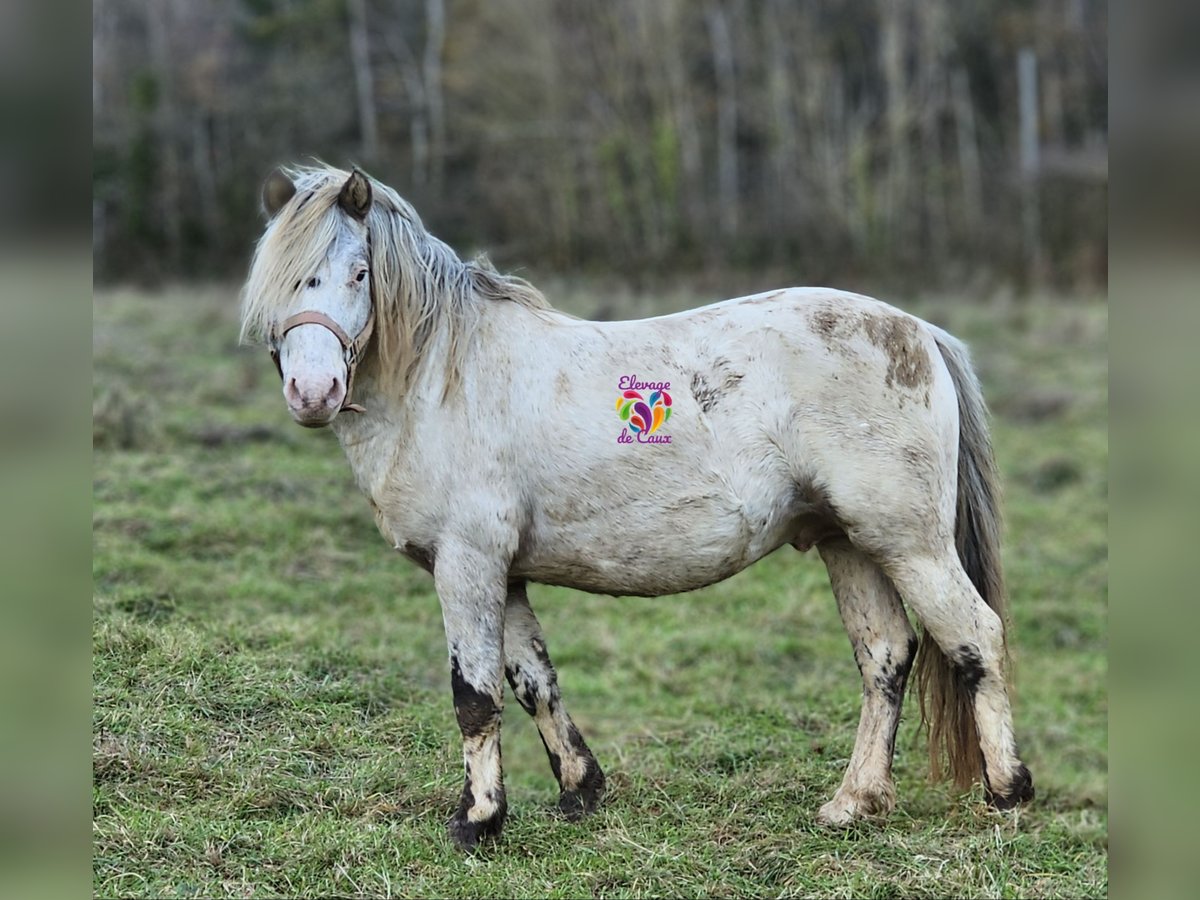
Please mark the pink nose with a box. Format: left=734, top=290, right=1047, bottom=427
left=284, top=375, right=345, bottom=424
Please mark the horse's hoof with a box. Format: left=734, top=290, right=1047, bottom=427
left=447, top=810, right=505, bottom=852
left=816, top=798, right=859, bottom=827
left=985, top=764, right=1035, bottom=811
left=816, top=784, right=894, bottom=827
left=558, top=786, right=603, bottom=821
left=558, top=762, right=606, bottom=821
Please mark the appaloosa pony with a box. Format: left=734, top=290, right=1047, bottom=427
left=240, top=165, right=1034, bottom=851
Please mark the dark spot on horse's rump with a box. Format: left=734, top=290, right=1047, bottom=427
left=450, top=656, right=501, bottom=738
left=954, top=643, right=986, bottom=695
left=401, top=541, right=436, bottom=572
left=862, top=313, right=933, bottom=390
left=690, top=371, right=719, bottom=413
left=985, top=763, right=1035, bottom=810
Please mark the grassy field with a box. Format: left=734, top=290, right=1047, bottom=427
left=93, top=284, right=1107, bottom=899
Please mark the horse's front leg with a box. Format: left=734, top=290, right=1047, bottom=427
left=503, top=581, right=606, bottom=818
left=435, top=543, right=509, bottom=851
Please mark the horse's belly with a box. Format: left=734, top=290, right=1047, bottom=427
left=515, top=500, right=796, bottom=597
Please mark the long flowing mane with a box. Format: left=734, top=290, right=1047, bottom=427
left=240, top=164, right=551, bottom=397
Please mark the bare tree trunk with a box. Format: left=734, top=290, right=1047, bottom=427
left=192, top=115, right=220, bottom=238
left=764, top=0, right=798, bottom=244
left=660, top=0, right=703, bottom=240
left=706, top=0, right=738, bottom=240
left=381, top=20, right=428, bottom=186
left=423, top=0, right=446, bottom=195
left=952, top=67, right=983, bottom=232
left=878, top=0, right=910, bottom=251
left=146, top=0, right=182, bottom=270
left=347, top=0, right=379, bottom=162
left=1017, top=46, right=1042, bottom=288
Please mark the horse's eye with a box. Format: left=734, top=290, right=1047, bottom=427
left=356, top=270, right=367, bottom=283
left=307, top=276, right=320, bottom=289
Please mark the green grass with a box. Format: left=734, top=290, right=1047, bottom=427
left=93, top=285, right=1107, bottom=898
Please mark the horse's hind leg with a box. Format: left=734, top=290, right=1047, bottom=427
left=816, top=541, right=918, bottom=825
left=881, top=547, right=1034, bottom=807
left=503, top=582, right=606, bottom=819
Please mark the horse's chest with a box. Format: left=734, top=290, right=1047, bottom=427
left=366, top=495, right=436, bottom=570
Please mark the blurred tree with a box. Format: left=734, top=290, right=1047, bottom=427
left=91, top=0, right=1107, bottom=291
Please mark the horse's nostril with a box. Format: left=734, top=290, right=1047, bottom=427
left=284, top=376, right=301, bottom=403
left=327, top=377, right=343, bottom=404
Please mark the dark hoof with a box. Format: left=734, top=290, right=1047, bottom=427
left=557, top=763, right=606, bottom=821
left=985, top=764, right=1035, bottom=811
left=447, top=809, right=505, bottom=852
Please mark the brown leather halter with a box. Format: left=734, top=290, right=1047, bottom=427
left=269, top=306, right=376, bottom=414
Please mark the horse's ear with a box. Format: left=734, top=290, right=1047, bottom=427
left=338, top=168, right=373, bottom=222
left=262, top=168, right=296, bottom=218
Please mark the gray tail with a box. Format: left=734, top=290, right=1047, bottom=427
left=914, top=329, right=1009, bottom=789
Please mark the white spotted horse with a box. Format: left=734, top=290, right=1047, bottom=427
left=240, top=165, right=1034, bottom=851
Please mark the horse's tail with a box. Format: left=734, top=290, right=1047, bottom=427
left=915, top=329, right=1009, bottom=789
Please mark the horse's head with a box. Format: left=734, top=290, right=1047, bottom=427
left=255, top=167, right=376, bottom=428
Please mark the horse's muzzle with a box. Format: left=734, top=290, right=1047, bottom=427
left=285, top=374, right=345, bottom=427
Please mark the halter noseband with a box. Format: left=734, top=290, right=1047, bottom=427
left=269, top=306, right=376, bottom=414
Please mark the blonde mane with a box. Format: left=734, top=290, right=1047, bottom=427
left=240, top=164, right=551, bottom=398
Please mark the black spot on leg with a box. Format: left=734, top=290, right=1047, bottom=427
left=874, top=672, right=901, bottom=707
left=875, top=637, right=918, bottom=708
left=504, top=664, right=540, bottom=716
left=557, top=723, right=606, bottom=820
left=457, top=771, right=474, bottom=814
left=448, top=753, right=508, bottom=852
left=448, top=782, right=508, bottom=852
left=450, top=656, right=501, bottom=738
left=539, top=733, right=564, bottom=786
left=954, top=644, right=986, bottom=696
left=882, top=637, right=918, bottom=760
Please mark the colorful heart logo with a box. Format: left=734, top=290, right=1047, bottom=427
left=615, top=389, right=672, bottom=434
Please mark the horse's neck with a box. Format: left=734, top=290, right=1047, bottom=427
left=327, top=324, right=459, bottom=494
left=330, top=298, right=544, bottom=498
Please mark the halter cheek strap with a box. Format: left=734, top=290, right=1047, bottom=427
left=269, top=307, right=376, bottom=414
